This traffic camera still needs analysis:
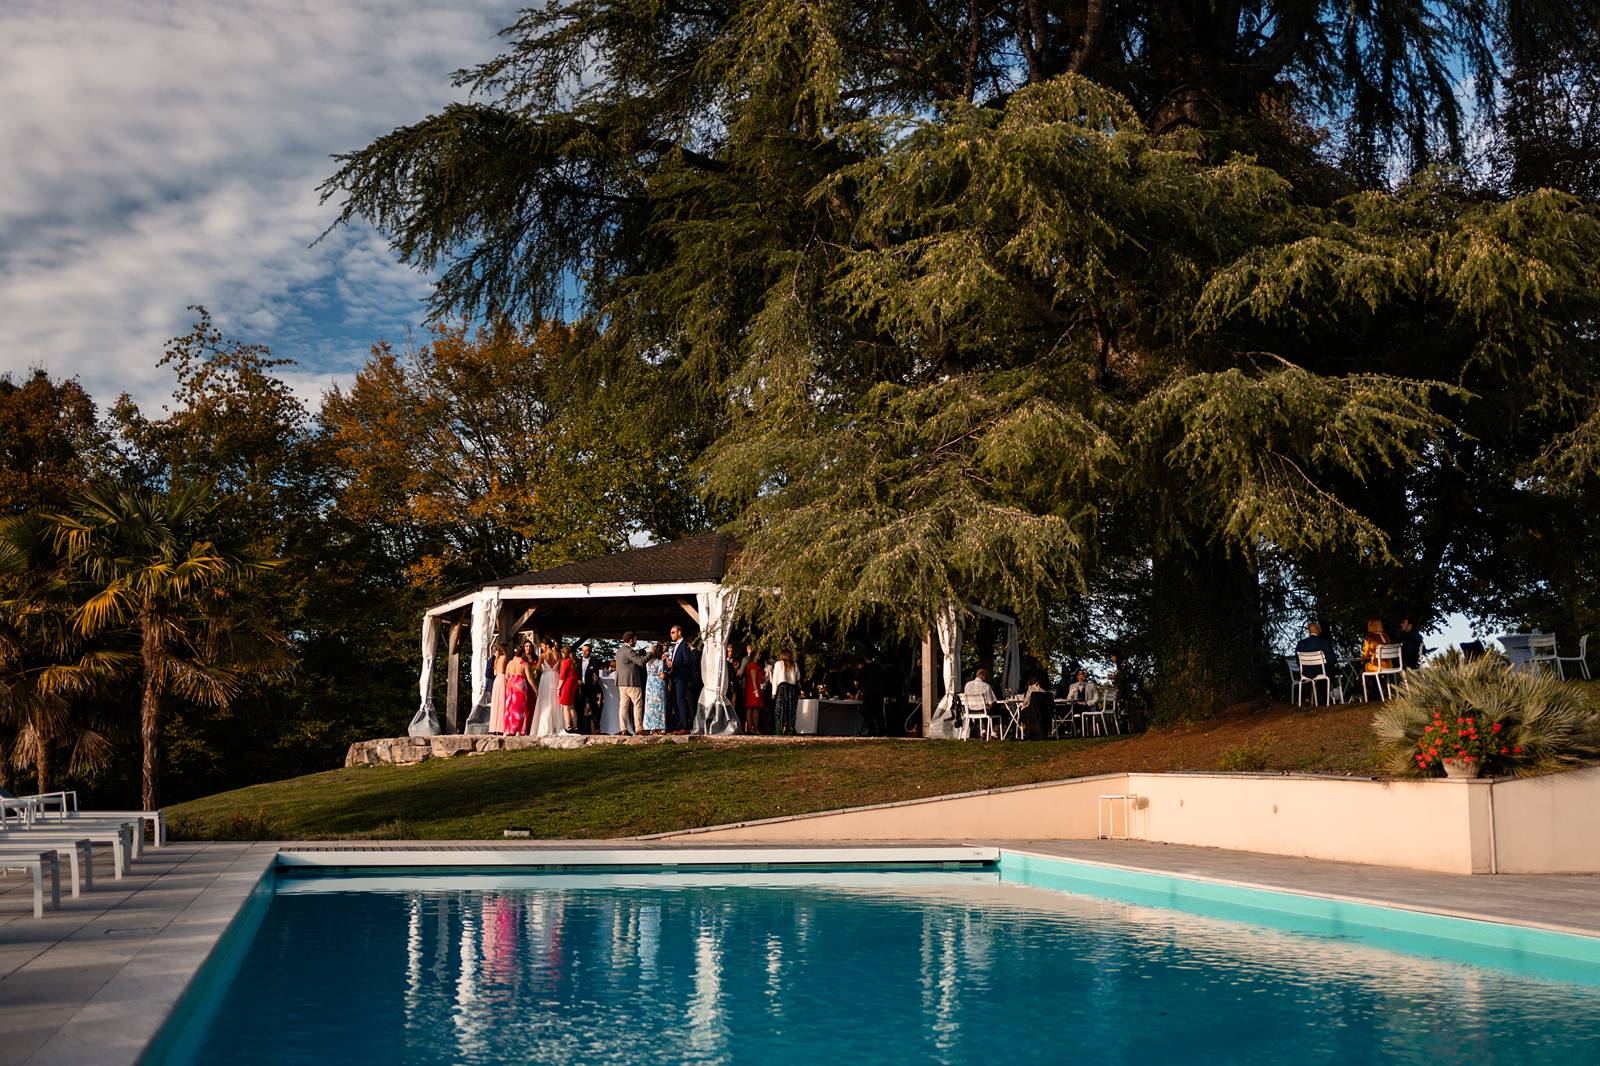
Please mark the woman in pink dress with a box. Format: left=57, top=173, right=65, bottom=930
left=558, top=643, right=580, bottom=733
left=488, top=643, right=509, bottom=734
left=502, top=643, right=532, bottom=735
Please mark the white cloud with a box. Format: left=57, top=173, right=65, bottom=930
left=0, top=0, right=516, bottom=413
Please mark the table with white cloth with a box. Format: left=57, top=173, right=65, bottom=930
left=599, top=673, right=621, bottom=734
left=1497, top=634, right=1535, bottom=670
left=795, top=698, right=865, bottom=736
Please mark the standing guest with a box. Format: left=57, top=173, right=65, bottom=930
left=1362, top=618, right=1395, bottom=672
left=1397, top=617, right=1425, bottom=670
left=614, top=631, right=647, bottom=735
left=770, top=650, right=800, bottom=735
left=723, top=643, right=742, bottom=722
left=558, top=643, right=581, bottom=734
left=502, top=643, right=532, bottom=735
left=643, top=643, right=668, bottom=734
left=577, top=641, right=602, bottom=733
left=740, top=643, right=767, bottom=735
left=489, top=642, right=509, bottom=735
left=667, top=624, right=695, bottom=733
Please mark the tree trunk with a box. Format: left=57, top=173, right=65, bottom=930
left=34, top=731, right=50, bottom=796
left=1148, top=541, right=1264, bottom=725
left=140, top=609, right=165, bottom=812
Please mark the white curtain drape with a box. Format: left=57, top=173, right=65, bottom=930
left=693, top=586, right=741, bottom=734
left=465, top=591, right=498, bottom=734
left=1003, top=622, right=1022, bottom=696
left=408, top=613, right=442, bottom=737
left=931, top=604, right=962, bottom=738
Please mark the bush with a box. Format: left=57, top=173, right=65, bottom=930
left=1372, top=651, right=1600, bottom=777
left=1216, top=737, right=1273, bottom=772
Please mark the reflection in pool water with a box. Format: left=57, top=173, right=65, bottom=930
left=157, top=872, right=1600, bottom=1065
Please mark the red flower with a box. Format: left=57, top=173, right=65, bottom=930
left=1514, top=746, right=1522, bottom=754
left=1491, top=722, right=1502, bottom=733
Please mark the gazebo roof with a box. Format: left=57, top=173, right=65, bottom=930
left=492, top=532, right=736, bottom=589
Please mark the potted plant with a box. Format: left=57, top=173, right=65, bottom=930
left=1372, top=650, right=1600, bottom=778
left=1414, top=711, right=1503, bottom=777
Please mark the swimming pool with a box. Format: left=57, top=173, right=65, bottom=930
left=141, top=852, right=1600, bottom=1065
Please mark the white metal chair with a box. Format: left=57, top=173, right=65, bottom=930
left=1099, top=689, right=1126, bottom=734
left=1362, top=644, right=1405, bottom=701
left=1294, top=652, right=1344, bottom=706
left=958, top=692, right=996, bottom=740
left=1528, top=634, right=1560, bottom=676
left=1284, top=655, right=1301, bottom=702
left=1556, top=634, right=1591, bottom=680
left=1079, top=694, right=1114, bottom=736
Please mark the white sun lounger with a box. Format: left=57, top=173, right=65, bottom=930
left=0, top=851, right=61, bottom=918
left=0, top=839, right=92, bottom=897
left=1, top=797, right=166, bottom=847
left=0, top=823, right=135, bottom=878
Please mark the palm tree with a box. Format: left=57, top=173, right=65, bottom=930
left=42, top=484, right=279, bottom=810
left=0, top=514, right=122, bottom=793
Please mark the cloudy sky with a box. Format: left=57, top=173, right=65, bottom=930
left=1, top=0, right=519, bottom=412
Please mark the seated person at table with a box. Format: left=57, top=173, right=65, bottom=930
left=1019, top=672, right=1052, bottom=740
left=1361, top=618, right=1396, bottom=672
left=1294, top=622, right=1338, bottom=676
left=1397, top=617, right=1425, bottom=669
left=1064, top=669, right=1099, bottom=709
left=962, top=668, right=998, bottom=710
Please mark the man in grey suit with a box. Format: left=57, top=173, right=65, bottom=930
left=613, top=630, right=647, bottom=735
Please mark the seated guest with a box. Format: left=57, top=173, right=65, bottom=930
left=1397, top=617, right=1425, bottom=669
left=1362, top=618, right=1396, bottom=672
left=1294, top=622, right=1338, bottom=676
left=1064, top=669, right=1099, bottom=709
left=1019, top=672, right=1053, bottom=740
left=962, top=667, right=998, bottom=708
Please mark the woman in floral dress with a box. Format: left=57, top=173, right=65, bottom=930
left=643, top=643, right=668, bottom=733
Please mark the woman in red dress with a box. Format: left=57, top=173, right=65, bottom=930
left=502, top=643, right=532, bottom=735
left=740, top=643, right=766, bottom=735
left=558, top=643, right=580, bottom=733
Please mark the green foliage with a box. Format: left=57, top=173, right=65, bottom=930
left=1372, top=652, right=1600, bottom=777
left=1216, top=736, right=1274, bottom=773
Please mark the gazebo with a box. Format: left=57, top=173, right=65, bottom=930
left=411, top=534, right=741, bottom=736
left=410, top=533, right=1021, bottom=738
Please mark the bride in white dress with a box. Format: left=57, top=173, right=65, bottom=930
left=532, top=640, right=566, bottom=736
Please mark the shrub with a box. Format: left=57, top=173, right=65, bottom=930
left=1216, top=736, right=1274, bottom=772
left=1372, top=651, right=1600, bottom=777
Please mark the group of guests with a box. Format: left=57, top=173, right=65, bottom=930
left=487, top=629, right=809, bottom=737
left=960, top=664, right=1113, bottom=738
left=1294, top=616, right=1427, bottom=679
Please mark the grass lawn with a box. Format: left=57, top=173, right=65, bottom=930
left=167, top=699, right=1385, bottom=840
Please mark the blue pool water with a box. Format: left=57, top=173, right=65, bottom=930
left=145, top=862, right=1600, bottom=1065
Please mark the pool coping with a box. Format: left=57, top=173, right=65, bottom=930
left=9, top=839, right=1600, bottom=1066
left=999, top=844, right=1600, bottom=942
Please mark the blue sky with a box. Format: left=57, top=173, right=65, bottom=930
left=0, top=0, right=518, bottom=412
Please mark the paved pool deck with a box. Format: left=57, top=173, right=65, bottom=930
left=3, top=838, right=1598, bottom=1065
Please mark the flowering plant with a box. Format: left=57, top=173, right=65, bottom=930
left=1412, top=710, right=1520, bottom=774
left=1373, top=650, right=1600, bottom=778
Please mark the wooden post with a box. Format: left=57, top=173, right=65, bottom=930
left=920, top=631, right=937, bottom=738
left=445, top=623, right=462, bottom=734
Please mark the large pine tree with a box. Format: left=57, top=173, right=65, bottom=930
left=322, top=0, right=1600, bottom=718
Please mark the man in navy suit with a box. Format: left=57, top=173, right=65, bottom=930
left=667, top=624, right=697, bottom=732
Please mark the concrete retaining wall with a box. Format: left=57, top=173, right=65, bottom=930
left=650, top=766, right=1600, bottom=876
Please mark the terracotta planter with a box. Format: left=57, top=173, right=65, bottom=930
left=1441, top=757, right=1480, bottom=779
